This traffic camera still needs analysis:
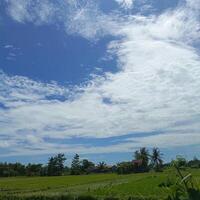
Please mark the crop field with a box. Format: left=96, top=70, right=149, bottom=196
left=0, top=169, right=200, bottom=200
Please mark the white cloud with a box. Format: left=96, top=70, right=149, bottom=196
left=5, top=0, right=117, bottom=40
left=5, top=0, right=56, bottom=24
left=1, top=0, right=200, bottom=156
left=4, top=44, right=14, bottom=49
left=126, top=132, right=200, bottom=148
left=115, top=0, right=135, bottom=9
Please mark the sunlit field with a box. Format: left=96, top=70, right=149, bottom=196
left=0, top=169, right=200, bottom=200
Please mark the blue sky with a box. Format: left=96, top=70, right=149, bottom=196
left=0, top=0, right=200, bottom=165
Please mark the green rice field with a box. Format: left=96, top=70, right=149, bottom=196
left=0, top=169, right=200, bottom=200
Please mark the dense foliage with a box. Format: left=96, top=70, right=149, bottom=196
left=160, top=162, right=200, bottom=200
left=0, top=148, right=199, bottom=177
left=47, top=154, right=66, bottom=176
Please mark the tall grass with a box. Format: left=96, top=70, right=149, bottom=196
left=162, top=164, right=200, bottom=200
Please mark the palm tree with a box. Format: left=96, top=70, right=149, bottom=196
left=97, top=162, right=107, bottom=172
left=151, top=147, right=163, bottom=172
left=134, top=147, right=149, bottom=172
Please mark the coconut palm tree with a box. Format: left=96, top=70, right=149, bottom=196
left=134, top=147, right=149, bottom=172
left=151, top=147, right=163, bottom=172
left=97, top=161, right=107, bottom=172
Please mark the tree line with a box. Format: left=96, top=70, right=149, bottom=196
left=0, top=147, right=199, bottom=177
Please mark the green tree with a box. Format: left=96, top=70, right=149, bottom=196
left=71, top=154, right=81, bottom=175
left=26, top=163, right=43, bottom=176
left=134, top=147, right=149, bottom=172
left=97, top=161, right=107, bottom=173
left=172, top=156, right=187, bottom=168
left=11, top=162, right=26, bottom=176
left=47, top=153, right=66, bottom=176
left=150, top=147, right=163, bottom=172
left=81, top=159, right=95, bottom=173
left=116, top=162, right=134, bottom=174
left=188, top=157, right=200, bottom=168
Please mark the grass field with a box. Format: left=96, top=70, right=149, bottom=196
left=0, top=169, right=200, bottom=199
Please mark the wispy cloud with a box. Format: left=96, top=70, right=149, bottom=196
left=1, top=0, right=200, bottom=156
left=5, top=0, right=117, bottom=40
left=3, top=44, right=21, bottom=61
left=4, top=44, right=14, bottom=49
left=115, top=0, right=135, bottom=9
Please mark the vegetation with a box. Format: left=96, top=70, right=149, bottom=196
left=81, top=159, right=95, bottom=174
left=71, top=154, right=81, bottom=175
left=160, top=161, right=200, bottom=200
left=47, top=154, right=66, bottom=176
left=0, top=169, right=199, bottom=200
left=0, top=148, right=199, bottom=199
left=1, top=148, right=200, bottom=177
left=134, top=147, right=149, bottom=172
left=187, top=157, right=200, bottom=169
left=150, top=148, right=163, bottom=172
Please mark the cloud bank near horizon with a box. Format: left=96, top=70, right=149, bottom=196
left=0, top=0, right=200, bottom=156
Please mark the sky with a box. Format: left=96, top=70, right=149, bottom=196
left=0, top=0, right=200, bottom=165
